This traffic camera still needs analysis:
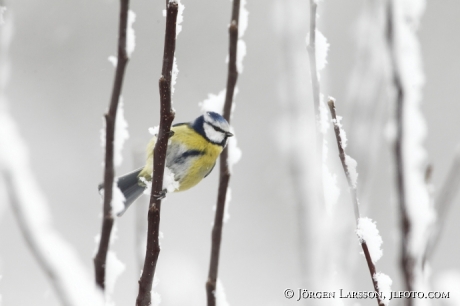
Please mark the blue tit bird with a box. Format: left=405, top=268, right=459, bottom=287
left=100, top=111, right=233, bottom=216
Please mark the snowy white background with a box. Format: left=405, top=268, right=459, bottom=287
left=1, top=0, right=460, bottom=305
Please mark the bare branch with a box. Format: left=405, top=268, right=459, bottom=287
left=94, top=0, right=131, bottom=290
left=306, top=0, right=325, bottom=213
left=136, top=2, right=178, bottom=305
left=328, top=99, right=385, bottom=306
left=5, top=172, right=73, bottom=306
left=132, top=148, right=148, bottom=273
left=386, top=0, right=413, bottom=296
left=206, top=0, right=240, bottom=304
left=307, top=0, right=320, bottom=118
left=425, top=149, right=460, bottom=260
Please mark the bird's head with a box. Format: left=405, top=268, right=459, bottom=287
left=192, top=111, right=233, bottom=146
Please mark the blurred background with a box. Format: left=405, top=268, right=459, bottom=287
left=0, top=0, right=460, bottom=305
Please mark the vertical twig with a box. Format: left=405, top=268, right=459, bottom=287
left=206, top=0, right=240, bottom=305
left=94, top=0, right=131, bottom=290
left=136, top=2, right=178, bottom=305
left=328, top=99, right=385, bottom=306
left=307, top=1, right=320, bottom=118
left=386, top=0, right=413, bottom=297
left=4, top=173, right=72, bottom=306
left=425, top=150, right=460, bottom=260
left=132, top=148, right=148, bottom=273
left=306, top=0, right=325, bottom=209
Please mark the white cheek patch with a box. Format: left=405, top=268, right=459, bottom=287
left=204, top=122, right=225, bottom=143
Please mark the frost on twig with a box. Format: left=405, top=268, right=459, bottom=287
left=0, top=86, right=104, bottom=306
left=94, top=0, right=132, bottom=291
left=0, top=7, right=103, bottom=305
left=328, top=98, right=389, bottom=306
left=386, top=0, right=434, bottom=295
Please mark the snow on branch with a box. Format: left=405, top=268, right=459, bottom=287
left=94, top=0, right=132, bottom=292
left=327, top=98, right=390, bottom=306
left=0, top=7, right=103, bottom=305
left=0, top=107, right=104, bottom=306
left=386, top=0, right=434, bottom=293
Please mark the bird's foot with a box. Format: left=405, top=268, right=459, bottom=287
left=154, top=189, right=167, bottom=200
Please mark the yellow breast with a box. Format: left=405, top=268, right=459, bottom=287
left=138, top=124, right=223, bottom=192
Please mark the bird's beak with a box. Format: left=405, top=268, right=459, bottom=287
left=226, top=132, right=234, bottom=137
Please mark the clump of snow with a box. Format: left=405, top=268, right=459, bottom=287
left=171, top=57, right=179, bottom=95
left=114, top=98, right=129, bottom=167
left=356, top=217, right=383, bottom=263
left=112, top=181, right=126, bottom=216
left=126, top=10, right=136, bottom=57
left=105, top=251, right=126, bottom=305
left=235, top=0, right=248, bottom=73
left=236, top=40, right=246, bottom=73
left=199, top=90, right=226, bottom=115
left=100, top=98, right=129, bottom=167
left=238, top=0, right=249, bottom=38
left=215, top=279, right=230, bottom=306
left=149, top=126, right=159, bottom=136
left=373, top=272, right=392, bottom=306
left=306, top=30, right=330, bottom=71
left=151, top=276, right=161, bottom=306
left=227, top=127, right=242, bottom=173
left=175, top=0, right=185, bottom=38
left=345, top=155, right=358, bottom=188
left=163, top=167, right=179, bottom=193
left=108, top=56, right=117, bottom=67
left=223, top=188, right=231, bottom=223
left=151, top=292, right=161, bottom=306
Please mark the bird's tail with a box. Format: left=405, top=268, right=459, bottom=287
left=98, top=167, right=145, bottom=216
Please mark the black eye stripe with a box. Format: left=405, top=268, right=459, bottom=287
left=207, top=122, right=226, bottom=133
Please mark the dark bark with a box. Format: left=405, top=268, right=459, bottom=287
left=328, top=99, right=385, bottom=306
left=206, top=1, right=240, bottom=305
left=94, top=0, right=130, bottom=290
left=136, top=3, right=178, bottom=306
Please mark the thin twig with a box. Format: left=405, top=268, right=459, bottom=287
left=132, top=148, right=148, bottom=273
left=425, top=150, right=460, bottom=260
left=94, top=0, right=130, bottom=290
left=307, top=0, right=320, bottom=118
left=328, top=99, right=384, bottom=306
left=136, top=2, right=178, bottom=305
left=206, top=0, right=240, bottom=305
left=386, top=0, right=413, bottom=296
left=4, top=172, right=72, bottom=306
left=306, top=0, right=325, bottom=210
